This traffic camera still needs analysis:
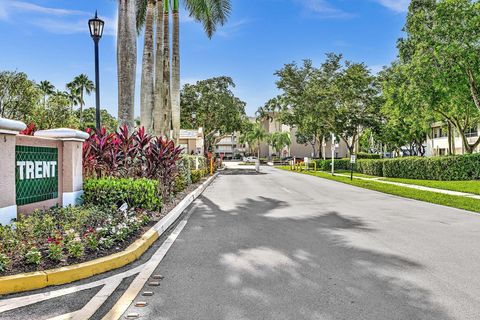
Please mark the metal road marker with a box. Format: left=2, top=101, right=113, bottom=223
left=101, top=204, right=199, bottom=320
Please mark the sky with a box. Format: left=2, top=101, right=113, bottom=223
left=0, top=0, right=409, bottom=117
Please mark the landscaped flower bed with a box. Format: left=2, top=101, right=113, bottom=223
left=0, top=126, right=211, bottom=276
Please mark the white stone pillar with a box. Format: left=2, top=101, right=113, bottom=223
left=0, top=118, right=26, bottom=225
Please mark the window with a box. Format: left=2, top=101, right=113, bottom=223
left=465, top=127, right=478, bottom=138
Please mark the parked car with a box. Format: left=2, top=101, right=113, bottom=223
left=243, top=156, right=257, bottom=163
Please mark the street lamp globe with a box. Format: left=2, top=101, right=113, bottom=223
left=88, top=11, right=104, bottom=40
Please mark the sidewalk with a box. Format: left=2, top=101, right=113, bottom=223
left=333, top=173, right=480, bottom=200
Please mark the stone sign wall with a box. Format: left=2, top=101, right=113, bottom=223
left=0, top=118, right=89, bottom=225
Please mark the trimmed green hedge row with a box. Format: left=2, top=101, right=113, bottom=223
left=356, top=152, right=381, bottom=159
left=354, top=154, right=480, bottom=181
left=315, top=159, right=351, bottom=171
left=84, top=178, right=162, bottom=211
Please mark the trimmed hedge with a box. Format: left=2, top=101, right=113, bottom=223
left=356, top=159, right=384, bottom=177
left=357, top=152, right=381, bottom=160
left=191, top=169, right=208, bottom=184
left=315, top=159, right=351, bottom=171
left=354, top=154, right=480, bottom=181
left=83, top=178, right=162, bottom=211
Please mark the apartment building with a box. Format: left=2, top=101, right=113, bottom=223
left=257, top=115, right=349, bottom=159
left=426, top=122, right=480, bottom=156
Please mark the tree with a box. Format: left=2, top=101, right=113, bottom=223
left=275, top=57, right=337, bottom=158
left=117, top=0, right=137, bottom=130
left=72, top=74, right=94, bottom=124
left=172, top=0, right=232, bottom=141
left=29, top=92, right=77, bottom=130
left=327, top=60, right=381, bottom=156
left=239, top=121, right=268, bottom=158
left=80, top=107, right=118, bottom=133
left=38, top=80, right=55, bottom=108
left=268, top=131, right=291, bottom=158
left=65, top=82, right=81, bottom=111
left=136, top=0, right=232, bottom=138
left=139, top=0, right=156, bottom=134
left=153, top=0, right=164, bottom=136
left=378, top=62, right=432, bottom=156
left=180, top=76, right=246, bottom=154
left=0, top=71, right=41, bottom=121
left=398, top=0, right=480, bottom=153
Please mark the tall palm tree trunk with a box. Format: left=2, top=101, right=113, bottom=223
left=153, top=0, right=164, bottom=136
left=117, top=0, right=137, bottom=130
left=161, top=0, right=172, bottom=138
left=140, top=0, right=156, bottom=134
left=79, top=89, right=84, bottom=124
left=171, top=0, right=181, bottom=143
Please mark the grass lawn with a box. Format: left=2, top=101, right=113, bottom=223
left=380, top=177, right=480, bottom=195
left=334, top=170, right=378, bottom=179
left=276, top=166, right=480, bottom=213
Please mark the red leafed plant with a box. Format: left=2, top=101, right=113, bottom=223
left=83, top=125, right=183, bottom=199
left=20, top=123, right=36, bottom=135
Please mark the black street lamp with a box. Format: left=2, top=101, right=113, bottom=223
left=88, top=11, right=104, bottom=131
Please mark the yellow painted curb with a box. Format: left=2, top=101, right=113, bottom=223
left=0, top=173, right=217, bottom=296
left=0, top=229, right=159, bottom=295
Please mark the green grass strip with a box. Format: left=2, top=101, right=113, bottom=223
left=276, top=166, right=480, bottom=213
left=380, top=177, right=480, bottom=196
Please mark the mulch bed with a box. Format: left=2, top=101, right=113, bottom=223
left=1, top=178, right=208, bottom=277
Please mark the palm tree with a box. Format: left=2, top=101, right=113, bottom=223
left=153, top=0, right=164, bottom=136
left=38, top=80, right=55, bottom=108
left=138, top=0, right=156, bottom=134
left=136, top=0, right=231, bottom=138
left=161, top=0, right=172, bottom=137
left=240, top=122, right=268, bottom=159
left=171, top=0, right=232, bottom=142
left=72, top=74, right=94, bottom=123
left=117, top=0, right=137, bottom=130
left=268, top=131, right=291, bottom=159
left=65, top=83, right=81, bottom=112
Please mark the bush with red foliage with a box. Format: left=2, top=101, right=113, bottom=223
left=83, top=125, right=183, bottom=199
left=20, top=123, right=36, bottom=136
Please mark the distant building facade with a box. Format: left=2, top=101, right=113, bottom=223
left=426, top=122, right=480, bottom=156
left=257, top=115, right=349, bottom=159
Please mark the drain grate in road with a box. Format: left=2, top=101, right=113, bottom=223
left=148, top=281, right=160, bottom=286
left=135, top=301, right=148, bottom=307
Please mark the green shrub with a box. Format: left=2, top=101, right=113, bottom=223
left=47, top=243, right=64, bottom=262
left=356, top=152, right=381, bottom=159
left=356, top=159, right=384, bottom=177
left=83, top=178, right=162, bottom=211
left=25, top=248, right=42, bottom=265
left=315, top=159, right=351, bottom=171
left=178, top=155, right=192, bottom=186
left=174, top=175, right=187, bottom=194
left=191, top=170, right=203, bottom=184
left=0, top=253, right=10, bottom=272
left=66, top=240, right=84, bottom=259
left=353, top=154, right=480, bottom=181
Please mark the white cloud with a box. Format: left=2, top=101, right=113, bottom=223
left=294, top=0, right=353, bottom=19
left=217, top=18, right=250, bottom=38
left=375, top=0, right=409, bottom=13
left=10, top=1, right=86, bottom=16
left=0, top=0, right=116, bottom=37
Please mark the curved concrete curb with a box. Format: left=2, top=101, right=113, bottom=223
left=0, top=173, right=218, bottom=296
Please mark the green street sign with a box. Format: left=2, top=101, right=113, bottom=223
left=15, top=146, right=58, bottom=206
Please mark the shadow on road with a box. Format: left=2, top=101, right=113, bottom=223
left=220, top=169, right=268, bottom=176
left=154, top=194, right=452, bottom=320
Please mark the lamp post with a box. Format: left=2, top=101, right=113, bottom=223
left=88, top=11, right=104, bottom=131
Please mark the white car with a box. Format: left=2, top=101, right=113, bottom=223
left=243, top=156, right=257, bottom=163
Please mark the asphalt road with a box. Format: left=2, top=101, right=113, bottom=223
left=121, top=167, right=480, bottom=320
